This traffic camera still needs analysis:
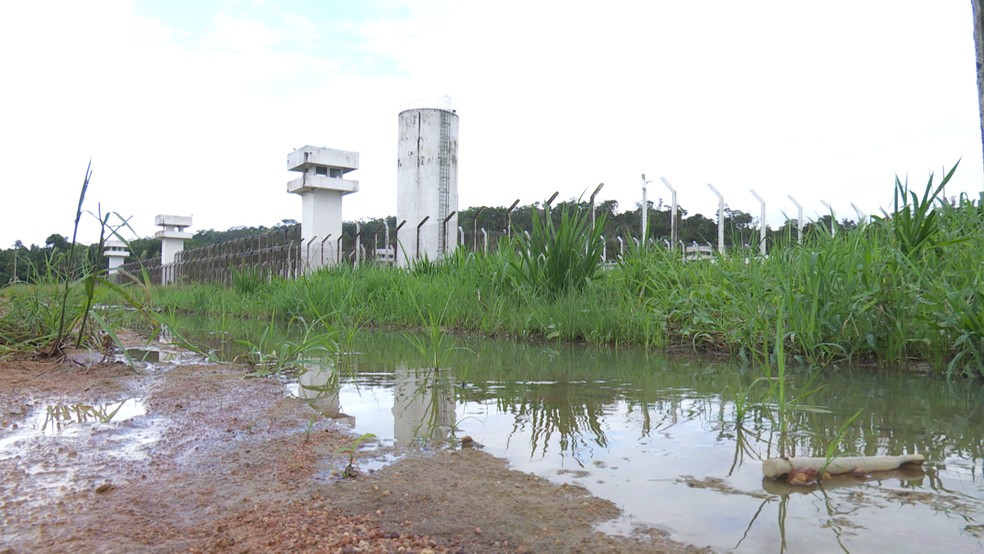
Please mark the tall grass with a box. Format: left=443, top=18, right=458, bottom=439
left=0, top=164, right=109, bottom=357
left=883, top=162, right=961, bottom=259
left=507, top=204, right=606, bottom=297
left=0, top=164, right=162, bottom=364
left=403, top=295, right=464, bottom=370
left=140, top=165, right=982, bottom=376
left=49, top=162, right=94, bottom=356
left=236, top=314, right=339, bottom=377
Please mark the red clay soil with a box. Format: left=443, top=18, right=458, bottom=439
left=0, top=339, right=709, bottom=553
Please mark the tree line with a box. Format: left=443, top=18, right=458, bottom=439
left=1, top=200, right=854, bottom=284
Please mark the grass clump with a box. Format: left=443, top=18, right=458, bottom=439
left=507, top=204, right=606, bottom=297
left=236, top=315, right=339, bottom=377
left=0, top=163, right=162, bottom=364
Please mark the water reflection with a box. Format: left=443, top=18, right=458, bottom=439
left=170, top=318, right=984, bottom=467
left=40, top=399, right=146, bottom=432
left=293, top=363, right=354, bottom=427
left=759, top=465, right=927, bottom=496
left=167, top=319, right=984, bottom=553
left=120, top=335, right=204, bottom=370
left=393, top=367, right=455, bottom=445
left=288, top=362, right=458, bottom=445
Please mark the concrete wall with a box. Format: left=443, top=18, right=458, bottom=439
left=300, top=190, right=343, bottom=269
left=155, top=215, right=193, bottom=229
left=396, top=108, right=459, bottom=266
left=287, top=174, right=358, bottom=195
left=160, top=236, right=189, bottom=266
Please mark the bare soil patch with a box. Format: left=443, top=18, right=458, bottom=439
left=0, top=338, right=707, bottom=553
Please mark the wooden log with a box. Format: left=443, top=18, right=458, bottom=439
left=762, top=465, right=926, bottom=495
left=762, top=454, right=925, bottom=479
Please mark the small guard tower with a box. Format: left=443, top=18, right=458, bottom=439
left=155, top=215, right=192, bottom=284
left=103, top=240, right=129, bottom=276
left=287, top=146, right=359, bottom=271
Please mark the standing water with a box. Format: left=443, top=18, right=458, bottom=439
left=182, top=323, right=984, bottom=552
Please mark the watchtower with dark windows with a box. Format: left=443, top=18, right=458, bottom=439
left=286, top=146, right=359, bottom=271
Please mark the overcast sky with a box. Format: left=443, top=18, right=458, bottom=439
left=1, top=0, right=981, bottom=248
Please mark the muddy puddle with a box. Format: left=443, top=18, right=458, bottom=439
left=1, top=396, right=162, bottom=515
left=169, top=322, right=984, bottom=552
left=0, top=342, right=194, bottom=520
left=122, top=346, right=204, bottom=372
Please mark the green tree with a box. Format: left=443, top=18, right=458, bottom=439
left=44, top=234, right=70, bottom=252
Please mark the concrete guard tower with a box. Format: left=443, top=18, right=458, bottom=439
left=287, top=146, right=359, bottom=271
left=155, top=215, right=192, bottom=284
left=396, top=101, right=459, bottom=267
left=103, top=240, right=130, bottom=276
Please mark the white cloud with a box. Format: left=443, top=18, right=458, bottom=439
left=0, top=0, right=980, bottom=247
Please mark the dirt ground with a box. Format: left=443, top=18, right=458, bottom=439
left=0, top=336, right=709, bottom=553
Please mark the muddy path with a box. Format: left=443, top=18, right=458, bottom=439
left=0, top=339, right=708, bottom=553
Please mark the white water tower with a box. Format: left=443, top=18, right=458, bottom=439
left=396, top=99, right=459, bottom=266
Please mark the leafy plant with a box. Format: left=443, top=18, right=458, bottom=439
left=880, top=162, right=960, bottom=259
left=334, top=432, right=378, bottom=478
left=0, top=163, right=165, bottom=366
left=230, top=267, right=267, bottom=296
left=409, top=255, right=441, bottom=276
left=729, top=376, right=770, bottom=424
left=48, top=162, right=94, bottom=357
left=238, top=315, right=338, bottom=377
left=819, top=409, right=863, bottom=478
left=941, top=287, right=984, bottom=378
left=303, top=413, right=320, bottom=443
left=763, top=303, right=827, bottom=457
left=403, top=296, right=465, bottom=370
left=508, top=203, right=606, bottom=297
left=336, top=315, right=364, bottom=358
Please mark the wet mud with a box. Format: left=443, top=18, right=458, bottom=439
left=0, top=338, right=705, bottom=553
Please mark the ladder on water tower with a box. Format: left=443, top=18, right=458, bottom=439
left=437, top=109, right=452, bottom=254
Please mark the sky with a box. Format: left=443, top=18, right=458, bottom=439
left=1, top=0, right=982, bottom=248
